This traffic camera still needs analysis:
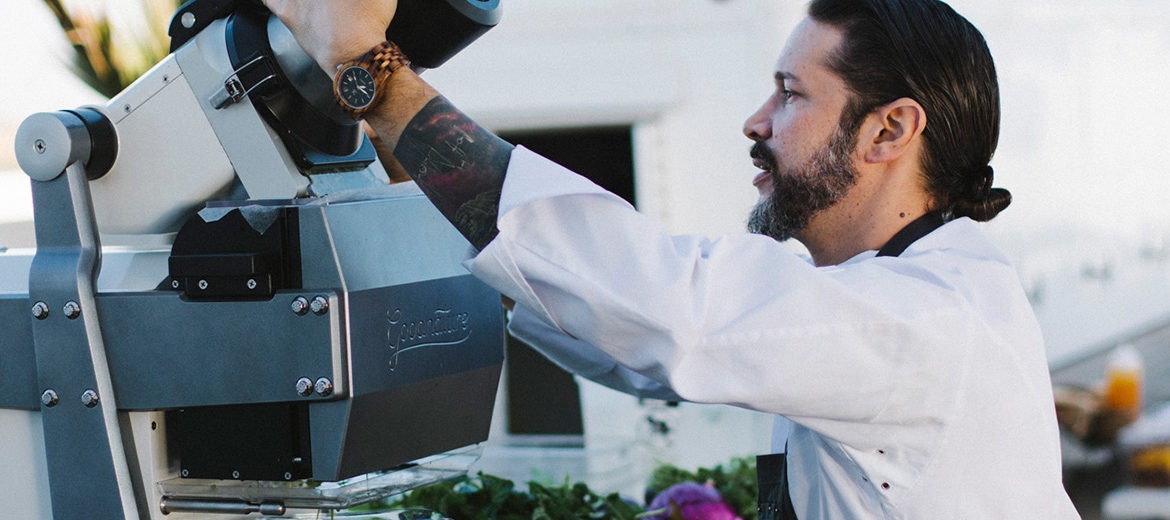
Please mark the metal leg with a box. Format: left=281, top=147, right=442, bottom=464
left=26, top=116, right=139, bottom=518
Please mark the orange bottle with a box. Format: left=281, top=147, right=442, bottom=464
left=1103, top=344, right=1143, bottom=417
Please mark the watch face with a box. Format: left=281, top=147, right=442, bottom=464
left=338, top=65, right=377, bottom=110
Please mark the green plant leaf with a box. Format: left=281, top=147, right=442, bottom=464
left=40, top=0, right=185, bottom=98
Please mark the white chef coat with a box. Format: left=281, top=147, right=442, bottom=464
left=469, top=146, right=1079, bottom=519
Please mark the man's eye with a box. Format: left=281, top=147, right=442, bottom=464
left=782, top=89, right=796, bottom=102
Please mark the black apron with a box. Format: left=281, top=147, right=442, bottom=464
left=756, top=212, right=944, bottom=520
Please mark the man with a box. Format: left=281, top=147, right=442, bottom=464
left=264, top=0, right=1079, bottom=517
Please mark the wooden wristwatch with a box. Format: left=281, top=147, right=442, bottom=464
left=333, top=40, right=410, bottom=118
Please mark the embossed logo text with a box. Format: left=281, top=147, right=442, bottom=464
left=386, top=307, right=472, bottom=369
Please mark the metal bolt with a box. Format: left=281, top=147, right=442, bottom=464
left=34, top=139, right=47, bottom=154
left=314, top=377, right=334, bottom=397
left=81, top=389, right=99, bottom=408
left=310, top=296, right=329, bottom=315
left=63, top=301, right=81, bottom=320
left=295, top=377, right=314, bottom=397
left=290, top=296, right=309, bottom=316
left=246, top=278, right=257, bottom=290
left=290, top=296, right=310, bottom=315
left=41, top=389, right=58, bottom=408
left=197, top=279, right=209, bottom=290
left=181, top=11, right=196, bottom=29
left=31, top=301, right=50, bottom=320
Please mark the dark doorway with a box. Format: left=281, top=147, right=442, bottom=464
left=497, top=126, right=636, bottom=436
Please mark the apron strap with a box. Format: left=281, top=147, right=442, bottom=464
left=876, top=212, right=944, bottom=258
left=757, top=453, right=798, bottom=520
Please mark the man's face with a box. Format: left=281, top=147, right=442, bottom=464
left=743, top=18, right=861, bottom=242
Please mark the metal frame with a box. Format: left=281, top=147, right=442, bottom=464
left=26, top=133, right=139, bottom=517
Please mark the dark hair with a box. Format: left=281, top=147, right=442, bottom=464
left=808, top=0, right=1010, bottom=221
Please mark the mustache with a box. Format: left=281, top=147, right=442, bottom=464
left=750, top=142, right=778, bottom=172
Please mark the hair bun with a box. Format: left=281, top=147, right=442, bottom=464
left=971, top=165, right=994, bottom=199
left=950, top=165, right=1010, bottom=221
left=953, top=186, right=1011, bottom=222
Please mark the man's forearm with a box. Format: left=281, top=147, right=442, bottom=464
left=391, top=96, right=512, bottom=250
left=366, top=69, right=513, bottom=251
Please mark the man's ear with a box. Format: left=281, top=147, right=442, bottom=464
left=861, top=97, right=926, bottom=164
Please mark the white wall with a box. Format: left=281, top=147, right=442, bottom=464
left=425, top=0, right=803, bottom=238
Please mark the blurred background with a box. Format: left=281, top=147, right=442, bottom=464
left=2, top=1, right=1169, bottom=518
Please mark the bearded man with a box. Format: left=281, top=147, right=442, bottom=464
left=264, top=0, right=1079, bottom=516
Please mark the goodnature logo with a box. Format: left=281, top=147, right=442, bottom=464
left=386, top=307, right=471, bottom=369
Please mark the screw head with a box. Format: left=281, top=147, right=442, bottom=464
left=246, top=278, right=257, bottom=290
left=284, top=472, right=293, bottom=481
left=41, top=389, right=58, bottom=407
left=290, top=296, right=309, bottom=315
left=310, top=296, right=329, bottom=315
left=63, top=301, right=81, bottom=320
left=181, top=11, right=196, bottom=29
left=181, top=469, right=189, bottom=478
left=34, top=139, right=47, bottom=154
left=171, top=279, right=180, bottom=289
left=31, top=301, right=50, bottom=320
left=295, top=377, right=314, bottom=397
left=314, top=377, right=334, bottom=397
left=231, top=470, right=240, bottom=479
left=197, top=279, right=209, bottom=290
left=81, top=389, right=99, bottom=408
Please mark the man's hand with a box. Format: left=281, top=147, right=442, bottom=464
left=261, top=0, right=396, bottom=75
left=262, top=0, right=511, bottom=252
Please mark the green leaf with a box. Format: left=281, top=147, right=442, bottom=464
left=381, top=456, right=758, bottom=519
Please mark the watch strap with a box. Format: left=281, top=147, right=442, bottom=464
left=334, top=40, right=411, bottom=117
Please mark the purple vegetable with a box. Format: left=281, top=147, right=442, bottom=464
left=646, top=482, right=742, bottom=520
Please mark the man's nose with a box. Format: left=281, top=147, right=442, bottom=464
left=743, top=103, right=772, bottom=141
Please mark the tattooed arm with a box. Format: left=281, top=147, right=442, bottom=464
left=355, top=58, right=513, bottom=252
left=385, top=96, right=513, bottom=251
left=262, top=0, right=513, bottom=251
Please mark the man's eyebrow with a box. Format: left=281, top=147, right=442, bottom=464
left=774, top=71, right=799, bottom=84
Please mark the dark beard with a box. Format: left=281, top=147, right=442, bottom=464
left=746, top=125, right=860, bottom=242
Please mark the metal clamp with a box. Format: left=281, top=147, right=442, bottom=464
left=209, top=55, right=280, bottom=109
